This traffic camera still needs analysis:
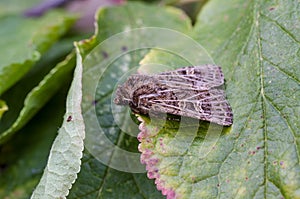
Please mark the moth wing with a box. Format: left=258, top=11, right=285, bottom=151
left=156, top=65, right=224, bottom=90
left=149, top=88, right=233, bottom=126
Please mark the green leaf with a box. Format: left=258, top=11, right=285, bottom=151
left=68, top=2, right=192, bottom=198
left=95, top=1, right=191, bottom=40
left=0, top=11, right=76, bottom=96
left=196, top=0, right=300, bottom=198
left=138, top=0, right=300, bottom=198
left=0, top=51, right=76, bottom=144
left=0, top=100, right=8, bottom=119
left=30, top=45, right=85, bottom=198
left=0, top=86, right=70, bottom=199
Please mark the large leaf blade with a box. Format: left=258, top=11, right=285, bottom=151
left=0, top=51, right=76, bottom=144
left=68, top=2, right=193, bottom=198
left=195, top=1, right=300, bottom=197
left=30, top=46, right=85, bottom=199
left=138, top=0, right=300, bottom=198
left=0, top=11, right=76, bottom=95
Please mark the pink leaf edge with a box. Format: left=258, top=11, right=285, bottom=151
left=137, top=116, right=178, bottom=199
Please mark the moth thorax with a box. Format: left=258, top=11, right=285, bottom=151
left=131, top=85, right=157, bottom=114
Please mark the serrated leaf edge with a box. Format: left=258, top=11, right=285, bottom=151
left=137, top=116, right=177, bottom=199
left=30, top=44, right=84, bottom=199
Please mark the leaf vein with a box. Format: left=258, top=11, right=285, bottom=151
left=216, top=93, right=261, bottom=198
left=214, top=0, right=253, bottom=58
left=132, top=174, right=147, bottom=199
left=267, top=179, right=286, bottom=198
left=263, top=95, right=300, bottom=162
left=255, top=2, right=269, bottom=198
left=262, top=56, right=300, bottom=84
left=261, top=13, right=300, bottom=44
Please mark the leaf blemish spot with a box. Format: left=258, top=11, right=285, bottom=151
left=67, top=115, right=72, bottom=122
left=280, top=161, right=285, bottom=168
left=159, top=138, right=163, bottom=146
left=269, top=7, right=275, bottom=11
left=256, top=146, right=261, bottom=150
left=121, top=46, right=128, bottom=52
left=102, top=51, right=109, bottom=59
left=191, top=176, right=196, bottom=182
left=92, top=100, right=98, bottom=105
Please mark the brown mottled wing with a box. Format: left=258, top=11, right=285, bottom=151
left=149, top=88, right=233, bottom=126
left=155, top=65, right=224, bottom=90
left=114, top=65, right=233, bottom=126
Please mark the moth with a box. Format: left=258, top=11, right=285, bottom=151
left=114, top=65, right=233, bottom=126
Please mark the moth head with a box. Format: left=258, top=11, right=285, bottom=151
left=114, top=85, right=131, bottom=105
left=113, top=75, right=142, bottom=105
left=113, top=75, right=156, bottom=106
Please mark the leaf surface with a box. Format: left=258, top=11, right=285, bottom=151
left=138, top=0, right=300, bottom=198
left=30, top=46, right=85, bottom=199
left=0, top=84, right=71, bottom=199
left=0, top=100, right=8, bottom=119
left=68, top=2, right=192, bottom=198
left=195, top=1, right=300, bottom=198
left=0, top=11, right=75, bottom=95
left=0, top=51, right=76, bottom=144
